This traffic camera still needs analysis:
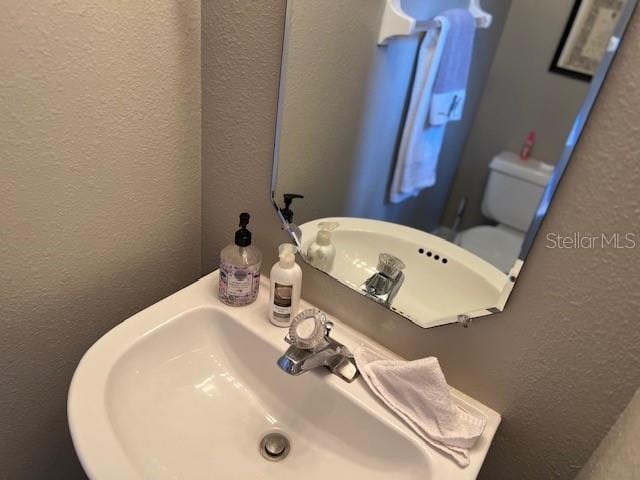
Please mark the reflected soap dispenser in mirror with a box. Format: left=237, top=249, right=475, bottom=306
left=305, top=222, right=338, bottom=272
left=279, top=193, right=304, bottom=243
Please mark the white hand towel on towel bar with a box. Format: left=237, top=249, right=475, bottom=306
left=430, top=10, right=477, bottom=126
left=389, top=23, right=448, bottom=204
left=390, top=10, right=477, bottom=204
left=354, top=346, right=486, bottom=467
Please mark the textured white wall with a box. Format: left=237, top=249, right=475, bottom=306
left=576, top=388, right=640, bottom=480
left=202, top=2, right=640, bottom=479
left=1, top=2, right=201, bottom=478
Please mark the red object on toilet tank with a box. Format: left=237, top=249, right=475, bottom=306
left=519, top=130, right=536, bottom=160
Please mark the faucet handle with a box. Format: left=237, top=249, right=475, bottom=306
left=289, top=309, right=329, bottom=350
left=377, top=253, right=405, bottom=279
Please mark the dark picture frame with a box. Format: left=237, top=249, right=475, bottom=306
left=550, top=0, right=628, bottom=81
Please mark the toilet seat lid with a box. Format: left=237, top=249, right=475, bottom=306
left=456, top=225, right=524, bottom=273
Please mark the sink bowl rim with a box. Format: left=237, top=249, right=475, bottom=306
left=68, top=272, right=501, bottom=480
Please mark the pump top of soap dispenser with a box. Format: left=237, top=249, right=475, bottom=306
left=278, top=243, right=298, bottom=268
left=316, top=222, right=339, bottom=246
left=235, top=212, right=252, bottom=247
left=280, top=193, right=304, bottom=223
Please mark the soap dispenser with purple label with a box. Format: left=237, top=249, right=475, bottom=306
left=218, top=213, right=263, bottom=306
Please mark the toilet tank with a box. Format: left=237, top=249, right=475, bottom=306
left=481, top=151, right=554, bottom=232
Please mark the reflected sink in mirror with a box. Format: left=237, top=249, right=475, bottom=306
left=300, top=218, right=512, bottom=328
left=69, top=273, right=500, bottom=479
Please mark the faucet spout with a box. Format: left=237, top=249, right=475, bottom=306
left=276, top=309, right=359, bottom=383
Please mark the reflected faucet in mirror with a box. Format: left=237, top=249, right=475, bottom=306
left=362, top=253, right=406, bottom=308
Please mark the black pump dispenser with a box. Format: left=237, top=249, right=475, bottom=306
left=234, top=212, right=252, bottom=247
left=280, top=193, right=304, bottom=223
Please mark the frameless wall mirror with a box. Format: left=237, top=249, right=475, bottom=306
left=271, top=0, right=637, bottom=328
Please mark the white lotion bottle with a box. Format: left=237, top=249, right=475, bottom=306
left=269, top=244, right=302, bottom=327
left=306, top=222, right=338, bottom=272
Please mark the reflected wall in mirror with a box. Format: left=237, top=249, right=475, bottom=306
left=272, top=0, right=636, bottom=328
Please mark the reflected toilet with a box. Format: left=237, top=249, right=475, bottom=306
left=455, top=151, right=554, bottom=273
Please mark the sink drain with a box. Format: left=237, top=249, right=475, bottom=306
left=259, top=432, right=291, bottom=462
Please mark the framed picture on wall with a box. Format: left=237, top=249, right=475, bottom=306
left=550, top=0, right=628, bottom=81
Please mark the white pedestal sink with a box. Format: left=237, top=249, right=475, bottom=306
left=68, top=271, right=500, bottom=479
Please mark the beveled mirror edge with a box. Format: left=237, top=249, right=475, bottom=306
left=269, top=0, right=638, bottom=329
left=518, top=0, right=638, bottom=264
left=271, top=0, right=302, bottom=247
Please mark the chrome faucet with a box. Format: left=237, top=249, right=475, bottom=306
left=277, top=309, right=359, bottom=383
left=361, top=253, right=405, bottom=307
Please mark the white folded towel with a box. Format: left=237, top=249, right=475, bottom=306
left=389, top=22, right=448, bottom=203
left=389, top=9, right=477, bottom=204
left=429, top=9, right=477, bottom=126
left=354, top=346, right=486, bottom=467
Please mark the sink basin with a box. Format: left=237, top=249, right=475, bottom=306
left=300, top=218, right=513, bottom=328
left=69, top=272, right=500, bottom=479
